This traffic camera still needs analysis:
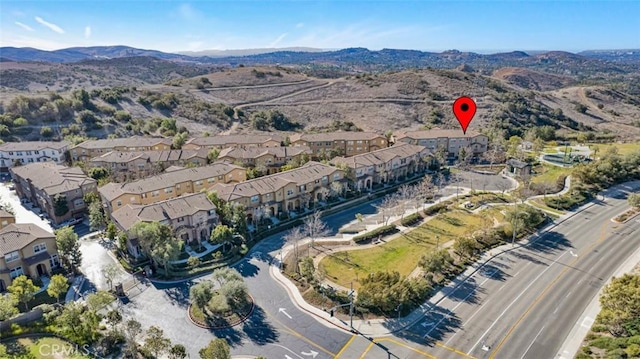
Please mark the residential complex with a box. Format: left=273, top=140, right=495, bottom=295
left=218, top=146, right=313, bottom=174
left=0, top=141, right=70, bottom=172
left=289, top=132, right=388, bottom=158
left=395, top=129, right=488, bottom=158
left=89, top=149, right=210, bottom=181
left=70, top=137, right=173, bottom=162
left=99, top=163, right=246, bottom=215
left=210, top=161, right=345, bottom=221
left=182, top=134, right=284, bottom=150
left=10, top=163, right=98, bottom=224
left=111, top=193, right=218, bottom=258
left=0, top=223, right=59, bottom=292
left=0, top=210, right=15, bottom=230
left=331, top=143, right=432, bottom=191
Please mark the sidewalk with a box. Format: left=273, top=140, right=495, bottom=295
left=270, top=180, right=640, bottom=337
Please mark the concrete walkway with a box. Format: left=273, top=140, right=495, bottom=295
left=270, top=180, right=638, bottom=337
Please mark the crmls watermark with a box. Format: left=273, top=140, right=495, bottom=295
left=38, top=343, right=101, bottom=358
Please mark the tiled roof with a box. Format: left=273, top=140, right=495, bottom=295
left=218, top=146, right=312, bottom=161
left=99, top=162, right=243, bottom=201
left=185, top=134, right=284, bottom=147
left=0, top=209, right=14, bottom=218
left=289, top=132, right=385, bottom=142
left=0, top=223, right=54, bottom=256
left=395, top=129, right=483, bottom=140
left=10, top=162, right=96, bottom=196
left=74, top=136, right=172, bottom=149
left=332, top=143, right=430, bottom=169
left=111, top=192, right=215, bottom=231
left=90, top=149, right=209, bottom=164
left=0, top=141, right=70, bottom=152
left=210, top=161, right=341, bottom=202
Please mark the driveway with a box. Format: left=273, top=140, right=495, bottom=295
left=79, top=235, right=129, bottom=293
left=0, top=182, right=54, bottom=232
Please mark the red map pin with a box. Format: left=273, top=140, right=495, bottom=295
left=453, top=96, right=477, bottom=134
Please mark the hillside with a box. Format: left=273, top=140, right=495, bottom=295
left=1, top=58, right=639, bottom=143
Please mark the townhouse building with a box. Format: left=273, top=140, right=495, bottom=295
left=210, top=161, right=345, bottom=222
left=0, top=224, right=59, bottom=292
left=218, top=146, right=313, bottom=174
left=331, top=143, right=432, bottom=191
left=111, top=193, right=218, bottom=258
left=0, top=210, right=15, bottom=230
left=89, top=149, right=209, bottom=181
left=394, top=129, right=488, bottom=159
left=99, top=163, right=246, bottom=215
left=70, top=136, right=172, bottom=162
left=182, top=134, right=283, bottom=150
left=11, top=163, right=98, bottom=224
left=289, top=132, right=388, bottom=158
left=0, top=141, right=70, bottom=172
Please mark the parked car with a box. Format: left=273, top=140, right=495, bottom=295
left=8, top=184, right=15, bottom=191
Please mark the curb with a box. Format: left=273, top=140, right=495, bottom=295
left=187, top=295, right=256, bottom=330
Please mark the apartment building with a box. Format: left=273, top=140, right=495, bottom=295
left=331, top=143, right=432, bottom=191
left=0, top=141, right=70, bottom=172
left=210, top=161, right=345, bottom=221
left=11, top=163, right=98, bottom=224
left=89, top=149, right=209, bottom=181
left=0, top=224, right=59, bottom=292
left=70, top=136, right=172, bottom=161
left=99, top=163, right=246, bottom=215
left=182, top=134, right=283, bottom=150
left=394, top=129, right=488, bottom=158
left=0, top=210, right=15, bottom=230
left=218, top=146, right=312, bottom=174
left=111, top=193, right=218, bottom=258
left=289, top=132, right=388, bottom=158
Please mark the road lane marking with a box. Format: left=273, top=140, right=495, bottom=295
left=401, top=330, right=475, bottom=359
left=467, top=250, right=569, bottom=355
left=269, top=344, right=305, bottom=359
left=334, top=335, right=356, bottom=358
left=266, top=309, right=337, bottom=357
left=378, top=338, right=438, bottom=358
left=489, top=220, right=611, bottom=358
left=520, top=325, right=545, bottom=359
left=553, top=291, right=572, bottom=314
left=358, top=341, right=375, bottom=359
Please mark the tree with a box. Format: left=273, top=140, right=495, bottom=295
left=56, top=226, right=82, bottom=273
left=190, top=281, right=214, bottom=310
left=86, top=291, right=115, bottom=311
left=8, top=275, right=39, bottom=311
left=102, top=264, right=120, bottom=291
left=575, top=103, right=588, bottom=114
left=144, top=326, right=171, bottom=358
left=169, top=344, right=188, bottom=359
left=131, top=221, right=178, bottom=271
left=507, top=136, right=523, bottom=160
left=299, top=256, right=315, bottom=283
left=106, top=222, right=117, bottom=241
left=303, top=211, right=329, bottom=247
left=453, top=237, right=477, bottom=259
left=53, top=194, right=69, bottom=217
left=329, top=181, right=344, bottom=199
left=376, top=194, right=398, bottom=225
left=124, top=319, right=143, bottom=358
left=506, top=207, right=529, bottom=245
left=56, top=301, right=101, bottom=345
left=47, top=274, right=69, bottom=304
left=220, top=280, right=249, bottom=310
left=284, top=226, right=304, bottom=273
left=88, top=167, right=109, bottom=180
left=419, top=249, right=454, bottom=276
left=172, top=132, right=188, bottom=149
left=0, top=294, right=18, bottom=320
left=152, top=239, right=182, bottom=275
left=40, top=126, right=54, bottom=138
left=207, top=148, right=220, bottom=163
left=199, top=338, right=231, bottom=359
left=89, top=201, right=106, bottom=230
left=597, top=274, right=640, bottom=336
left=629, top=193, right=640, bottom=209
left=210, top=224, right=233, bottom=251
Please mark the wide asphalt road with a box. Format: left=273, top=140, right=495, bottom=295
left=396, top=181, right=640, bottom=359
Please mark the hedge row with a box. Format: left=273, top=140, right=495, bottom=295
left=400, top=213, right=422, bottom=226
left=424, top=202, right=449, bottom=216
left=352, top=225, right=398, bottom=243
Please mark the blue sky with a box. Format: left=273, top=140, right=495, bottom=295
left=0, top=1, right=638, bottom=53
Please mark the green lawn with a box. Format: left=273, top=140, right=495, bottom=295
left=528, top=199, right=566, bottom=216
left=531, top=164, right=573, bottom=185
left=4, top=336, right=89, bottom=358
left=320, top=210, right=498, bottom=289
left=588, top=142, right=640, bottom=156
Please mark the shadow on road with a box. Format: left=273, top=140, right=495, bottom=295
left=236, top=259, right=261, bottom=278
left=242, top=306, right=279, bottom=345
left=162, top=281, right=193, bottom=308
left=392, top=305, right=463, bottom=344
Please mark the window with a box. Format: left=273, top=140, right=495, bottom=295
left=141, top=193, right=147, bottom=199
left=164, top=188, right=173, bottom=194
left=35, top=150, right=40, bottom=154
left=266, top=193, right=271, bottom=199
left=322, top=176, right=328, bottom=183
left=218, top=175, right=223, bottom=180
left=299, top=185, right=306, bottom=192
left=116, top=200, right=122, bottom=207
left=8, top=151, right=13, bottom=155
left=34, top=243, right=47, bottom=253
left=5, top=251, right=19, bottom=262
left=26, top=151, right=32, bottom=155
left=10, top=267, right=24, bottom=279
left=208, top=209, right=216, bottom=216
left=195, top=180, right=203, bottom=186
left=357, top=140, right=363, bottom=144
left=177, top=217, right=184, bottom=222
left=176, top=184, right=181, bottom=190
left=333, top=173, right=340, bottom=180
left=287, top=189, right=294, bottom=196
left=50, top=254, right=60, bottom=268
left=73, top=198, right=84, bottom=207
left=16, top=152, right=22, bottom=156
left=2, top=220, right=7, bottom=226
left=251, top=195, right=259, bottom=203
left=208, top=178, right=215, bottom=183
left=152, top=191, right=160, bottom=197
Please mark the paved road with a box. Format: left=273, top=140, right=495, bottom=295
left=386, top=182, right=640, bottom=359
left=78, top=235, right=129, bottom=294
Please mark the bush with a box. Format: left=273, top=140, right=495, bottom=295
left=352, top=225, right=398, bottom=243
left=400, top=213, right=422, bottom=226
left=424, top=202, right=449, bottom=216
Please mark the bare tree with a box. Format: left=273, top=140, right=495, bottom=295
left=396, top=185, right=416, bottom=220
left=417, top=176, right=435, bottom=209
left=483, top=143, right=505, bottom=170
left=495, top=179, right=512, bottom=196
left=329, top=181, right=344, bottom=200
left=283, top=226, right=304, bottom=273
left=376, top=194, right=398, bottom=226
left=303, top=211, right=329, bottom=248
left=540, top=180, right=556, bottom=198
left=299, top=191, right=312, bottom=211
